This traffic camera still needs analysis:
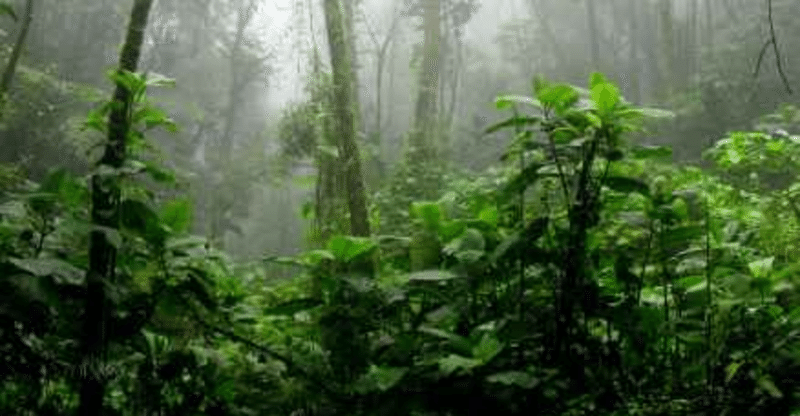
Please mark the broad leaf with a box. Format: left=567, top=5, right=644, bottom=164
left=160, top=198, right=193, bottom=234
left=438, top=354, right=482, bottom=375
left=495, top=94, right=542, bottom=110
left=326, top=235, right=376, bottom=263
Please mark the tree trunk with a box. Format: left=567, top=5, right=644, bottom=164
left=209, top=1, right=255, bottom=250
left=78, top=1, right=154, bottom=415
left=409, top=0, right=441, bottom=163
left=658, top=0, right=675, bottom=99
left=0, top=0, right=34, bottom=118
left=322, top=0, right=371, bottom=238
left=585, top=0, right=601, bottom=70
left=628, top=0, right=641, bottom=104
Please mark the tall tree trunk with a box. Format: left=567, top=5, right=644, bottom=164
left=209, top=1, right=254, bottom=250
left=704, top=0, right=714, bottom=49
left=687, top=0, right=699, bottom=85
left=658, top=0, right=675, bottom=99
left=409, top=0, right=441, bottom=163
left=77, top=1, right=154, bottom=415
left=585, top=0, right=601, bottom=70
left=322, top=0, right=370, bottom=237
left=628, top=0, right=641, bottom=104
left=0, top=0, right=34, bottom=118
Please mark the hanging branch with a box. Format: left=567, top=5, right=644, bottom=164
left=753, top=0, right=792, bottom=94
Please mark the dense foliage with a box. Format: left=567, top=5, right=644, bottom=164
left=1, top=67, right=799, bottom=415
left=2, top=0, right=800, bottom=415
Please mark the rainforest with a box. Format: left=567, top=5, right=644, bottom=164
left=0, top=0, right=799, bottom=415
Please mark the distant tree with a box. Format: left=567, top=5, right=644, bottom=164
left=322, top=0, right=371, bottom=238
left=0, top=0, right=33, bottom=118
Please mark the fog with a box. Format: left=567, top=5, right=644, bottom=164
left=0, top=0, right=796, bottom=260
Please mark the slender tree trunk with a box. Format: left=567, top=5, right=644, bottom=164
left=585, top=0, right=601, bottom=70
left=322, top=0, right=370, bottom=237
left=410, top=0, right=441, bottom=162
left=0, top=0, right=34, bottom=118
left=78, top=1, right=154, bottom=415
left=628, top=0, right=641, bottom=104
left=209, top=1, right=254, bottom=250
left=658, top=0, right=675, bottom=99
left=687, top=0, right=699, bottom=84
left=705, top=0, right=714, bottom=48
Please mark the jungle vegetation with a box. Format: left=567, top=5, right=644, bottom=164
left=0, top=0, right=800, bottom=415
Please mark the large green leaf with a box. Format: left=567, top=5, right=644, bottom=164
left=326, top=235, right=376, bottom=263
left=748, top=257, right=775, bottom=280
left=590, top=81, right=621, bottom=114
left=495, top=94, right=542, bottom=110
left=485, top=116, right=541, bottom=135
left=160, top=198, right=193, bottom=234
left=472, top=334, right=503, bottom=363
left=121, top=199, right=164, bottom=244
left=9, top=258, right=83, bottom=284
left=438, top=354, right=482, bottom=375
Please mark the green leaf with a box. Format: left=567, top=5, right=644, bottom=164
left=354, top=365, right=408, bottom=393
left=630, top=145, right=673, bottom=159
left=418, top=326, right=472, bottom=354
left=675, top=275, right=705, bottom=290
left=263, top=298, right=322, bottom=316
left=160, top=198, right=193, bottom=234
left=590, top=81, right=620, bottom=113
left=9, top=258, right=83, bottom=284
left=120, top=199, right=166, bottom=245
left=604, top=176, right=650, bottom=197
left=757, top=376, right=783, bottom=398
left=486, top=371, right=537, bottom=388
left=438, top=354, right=482, bottom=375
left=472, top=334, right=503, bottom=363
left=326, top=235, right=376, bottom=263
left=620, top=107, right=675, bottom=120
left=411, top=201, right=443, bottom=232
left=107, top=69, right=146, bottom=96
left=748, top=257, right=775, bottom=280
left=495, top=94, right=542, bottom=110
left=144, top=72, right=176, bottom=88
left=537, top=83, right=579, bottom=112
left=485, top=116, right=542, bottom=134
left=408, top=270, right=459, bottom=282
left=589, top=72, right=608, bottom=89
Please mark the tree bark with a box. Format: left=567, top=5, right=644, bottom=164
left=77, top=1, right=154, bottom=415
left=322, top=0, right=371, bottom=238
left=409, top=0, right=441, bottom=162
left=0, top=0, right=34, bottom=118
